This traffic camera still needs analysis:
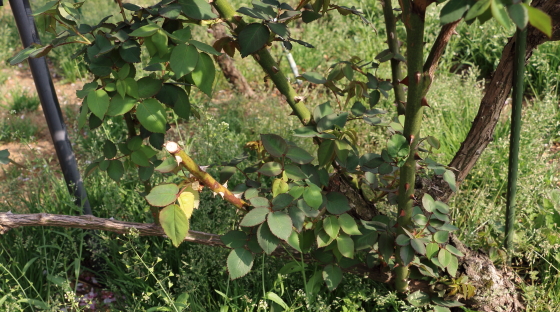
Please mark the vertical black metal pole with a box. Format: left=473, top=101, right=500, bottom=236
left=9, top=0, right=92, bottom=215
left=504, top=24, right=527, bottom=264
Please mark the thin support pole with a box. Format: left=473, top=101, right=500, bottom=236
left=504, top=25, right=527, bottom=264
left=9, top=0, right=91, bottom=215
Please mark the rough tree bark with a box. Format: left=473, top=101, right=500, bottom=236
left=210, top=23, right=256, bottom=98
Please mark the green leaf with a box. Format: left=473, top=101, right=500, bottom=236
left=316, top=112, right=348, bottom=132
left=289, top=206, right=305, bottom=232
left=465, top=0, right=491, bottom=20
left=396, top=234, right=410, bottom=246
left=317, top=230, right=335, bottom=248
left=87, top=89, right=110, bottom=119
left=426, top=136, right=440, bottom=150
left=156, top=84, right=191, bottom=119
left=170, top=44, right=198, bottom=79
left=257, top=222, right=280, bottom=255
left=317, top=140, right=335, bottom=167
left=240, top=208, right=269, bottom=227
left=338, top=214, right=362, bottom=235
left=323, top=216, right=340, bottom=238
left=407, top=291, right=430, bottom=307
left=400, top=244, right=415, bottom=265
left=440, top=0, right=470, bottom=25
left=227, top=248, right=254, bottom=280
left=434, top=230, right=449, bottom=243
left=179, top=0, right=218, bottom=20
left=123, top=78, right=139, bottom=98
left=138, top=165, right=154, bottom=181
left=238, top=23, right=270, bottom=57
left=188, top=39, right=221, bottom=56
left=435, top=201, right=450, bottom=214
left=303, top=184, right=323, bottom=209
left=322, top=264, right=343, bottom=291
left=443, top=169, right=457, bottom=192
left=508, top=3, right=528, bottom=30
left=286, top=147, right=314, bottom=164
left=107, top=96, right=136, bottom=116
left=250, top=197, right=270, bottom=209
left=0, top=149, right=10, bottom=165
left=192, top=52, right=215, bottom=96
left=446, top=244, right=465, bottom=257
left=447, top=253, right=459, bottom=276
left=107, top=160, right=124, bottom=182
left=152, top=29, right=169, bottom=57
left=145, top=183, right=179, bottom=207
left=120, top=40, right=141, bottom=63
left=491, top=0, right=512, bottom=28
left=267, top=211, right=293, bottom=241
left=129, top=24, right=160, bottom=37
left=137, top=77, right=163, bottom=98
left=160, top=3, right=182, bottom=19
left=286, top=230, right=301, bottom=251
left=261, top=134, right=288, bottom=157
left=283, top=164, right=306, bottom=181
left=258, top=161, right=283, bottom=176
left=159, top=204, right=190, bottom=247
left=326, top=192, right=350, bottom=214
left=272, top=178, right=289, bottom=197
left=433, top=306, right=452, bottom=312
left=220, top=230, right=247, bottom=248
left=268, top=22, right=289, bottom=38
left=387, top=134, right=409, bottom=158
left=136, top=99, right=167, bottom=133
left=411, top=238, right=426, bottom=255
left=300, top=72, right=327, bottom=84
left=314, top=102, right=334, bottom=121
left=438, top=248, right=452, bottom=267
left=431, top=297, right=464, bottom=308
left=264, top=292, right=289, bottom=309
left=422, top=194, right=436, bottom=212
left=354, top=229, right=378, bottom=250
left=523, top=3, right=552, bottom=37
left=131, top=150, right=151, bottom=167
left=155, top=157, right=178, bottom=173
left=171, top=27, right=192, bottom=43
left=9, top=44, right=44, bottom=65
left=378, top=232, right=394, bottom=263
left=272, top=193, right=294, bottom=210
left=103, top=140, right=117, bottom=158
left=336, top=233, right=354, bottom=258
left=426, top=243, right=439, bottom=259
left=412, top=214, right=428, bottom=226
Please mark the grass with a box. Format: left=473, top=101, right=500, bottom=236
left=0, top=0, right=559, bottom=311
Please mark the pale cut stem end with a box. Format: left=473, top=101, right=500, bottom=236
left=165, top=141, right=180, bottom=154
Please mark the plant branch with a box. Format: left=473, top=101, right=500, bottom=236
left=381, top=0, right=406, bottom=115
left=164, top=142, right=248, bottom=211
left=212, top=0, right=312, bottom=125
left=423, top=20, right=461, bottom=79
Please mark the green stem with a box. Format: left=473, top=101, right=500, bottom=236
left=395, top=0, right=428, bottom=293
left=212, top=0, right=312, bottom=125
left=381, top=0, right=406, bottom=115
left=504, top=22, right=527, bottom=265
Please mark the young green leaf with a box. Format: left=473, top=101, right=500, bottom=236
left=145, top=183, right=179, bottom=207
left=257, top=222, right=280, bottom=254
left=227, top=248, right=254, bottom=280
left=221, top=230, right=248, bottom=248
left=322, top=264, right=343, bottom=291
left=238, top=23, right=270, bottom=57
left=136, top=99, right=167, bottom=133
left=87, top=89, right=109, bottom=119
left=323, top=215, right=340, bottom=239
left=336, top=233, right=354, bottom=258
left=159, top=204, right=190, bottom=247
left=272, top=178, right=289, bottom=197
left=192, top=52, right=215, bottom=96
left=170, top=44, right=199, bottom=79
left=267, top=211, right=293, bottom=241
left=523, top=3, right=552, bottom=37
left=338, top=214, right=362, bottom=235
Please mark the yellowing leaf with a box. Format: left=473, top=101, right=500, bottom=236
left=178, top=191, right=195, bottom=219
